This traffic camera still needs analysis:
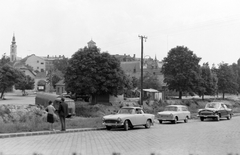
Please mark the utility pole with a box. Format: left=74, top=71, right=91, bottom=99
left=138, top=35, right=147, bottom=106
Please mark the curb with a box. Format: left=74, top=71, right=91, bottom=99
left=0, top=127, right=106, bottom=139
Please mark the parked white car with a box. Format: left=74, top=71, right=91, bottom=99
left=102, top=106, right=155, bottom=131
left=157, top=105, right=191, bottom=124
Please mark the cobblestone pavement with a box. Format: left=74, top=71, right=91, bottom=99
left=1, top=117, right=240, bottom=155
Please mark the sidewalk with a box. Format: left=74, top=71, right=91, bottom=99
left=0, top=127, right=106, bottom=139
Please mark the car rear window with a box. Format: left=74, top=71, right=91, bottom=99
left=164, top=106, right=177, bottom=111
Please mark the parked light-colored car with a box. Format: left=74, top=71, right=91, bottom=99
left=102, top=106, right=155, bottom=131
left=157, top=105, right=191, bottom=124
left=198, top=102, right=233, bottom=121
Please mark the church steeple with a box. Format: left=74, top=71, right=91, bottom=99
left=12, top=34, right=16, bottom=44
left=10, top=34, right=17, bottom=62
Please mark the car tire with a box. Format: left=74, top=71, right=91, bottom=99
left=227, top=114, right=232, bottom=120
left=216, top=115, right=220, bottom=121
left=200, top=117, right=204, bottom=121
left=172, top=117, right=178, bottom=124
left=124, top=120, right=129, bottom=131
left=106, top=126, right=112, bottom=130
left=159, top=120, right=162, bottom=124
left=184, top=116, right=188, bottom=123
left=145, top=119, right=151, bottom=128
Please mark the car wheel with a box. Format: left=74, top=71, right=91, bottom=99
left=227, top=114, right=232, bottom=120
left=184, top=116, right=188, bottom=123
left=106, top=126, right=112, bottom=130
left=124, top=120, right=129, bottom=131
left=145, top=119, right=151, bottom=128
left=172, top=117, right=178, bottom=124
left=216, top=115, right=220, bottom=121
left=159, top=120, right=162, bottom=124
left=200, top=117, right=204, bottom=121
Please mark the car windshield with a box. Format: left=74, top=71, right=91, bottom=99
left=205, top=103, right=219, bottom=109
left=118, top=108, right=133, bottom=114
left=164, top=106, right=177, bottom=111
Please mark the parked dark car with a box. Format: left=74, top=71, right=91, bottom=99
left=198, top=102, right=233, bottom=121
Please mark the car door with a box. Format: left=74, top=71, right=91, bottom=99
left=135, top=109, right=146, bottom=125
left=129, top=109, right=138, bottom=125
left=223, top=104, right=230, bottom=115
left=181, top=107, right=188, bottom=119
left=219, top=104, right=227, bottom=117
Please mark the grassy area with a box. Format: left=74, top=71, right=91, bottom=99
left=0, top=116, right=104, bottom=133
left=0, top=104, right=105, bottom=133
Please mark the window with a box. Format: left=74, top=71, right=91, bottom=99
left=41, top=62, right=44, bottom=65
left=182, top=107, right=188, bottom=111
left=37, top=60, right=39, bottom=63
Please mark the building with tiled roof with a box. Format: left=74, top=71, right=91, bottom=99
left=55, top=79, right=66, bottom=95
left=120, top=57, right=165, bottom=89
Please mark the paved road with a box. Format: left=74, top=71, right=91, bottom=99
left=1, top=116, right=240, bottom=155
left=0, top=93, right=35, bottom=105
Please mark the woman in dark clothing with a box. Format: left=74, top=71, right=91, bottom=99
left=46, top=101, right=56, bottom=131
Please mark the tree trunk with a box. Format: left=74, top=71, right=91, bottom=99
left=222, top=92, right=225, bottom=99
left=1, top=88, right=6, bottom=99
left=91, top=94, right=97, bottom=104
left=202, top=94, right=204, bottom=100
left=179, top=91, right=182, bottom=99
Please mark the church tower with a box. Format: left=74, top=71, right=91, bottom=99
left=10, top=34, right=17, bottom=62
left=87, top=39, right=96, bottom=48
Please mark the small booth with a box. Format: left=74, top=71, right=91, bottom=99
left=143, top=88, right=162, bottom=101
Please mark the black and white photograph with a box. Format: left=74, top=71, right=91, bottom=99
left=1, top=0, right=240, bottom=155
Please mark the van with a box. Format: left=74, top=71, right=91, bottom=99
left=35, top=92, right=76, bottom=117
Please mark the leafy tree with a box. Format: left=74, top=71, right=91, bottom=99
left=0, top=53, right=10, bottom=66
left=139, top=71, right=162, bottom=90
left=232, top=60, right=240, bottom=93
left=0, top=64, right=20, bottom=98
left=15, top=73, right=35, bottom=95
left=46, top=70, right=62, bottom=91
left=216, top=63, right=238, bottom=99
left=52, top=57, right=69, bottom=74
left=162, top=46, right=201, bottom=99
left=123, top=76, right=139, bottom=98
left=197, top=63, right=217, bottom=100
left=52, top=74, right=62, bottom=89
left=65, top=46, right=129, bottom=104
left=132, top=76, right=139, bottom=88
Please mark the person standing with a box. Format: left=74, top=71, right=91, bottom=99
left=45, top=101, right=56, bottom=131
left=58, top=98, right=68, bottom=131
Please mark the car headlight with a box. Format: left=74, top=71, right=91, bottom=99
left=117, top=117, right=122, bottom=122
left=102, top=118, right=105, bottom=121
left=170, top=113, right=173, bottom=117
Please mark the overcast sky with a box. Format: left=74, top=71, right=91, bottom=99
left=1, top=0, right=240, bottom=66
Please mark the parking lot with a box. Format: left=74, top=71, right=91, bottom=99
left=1, top=116, right=240, bottom=155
